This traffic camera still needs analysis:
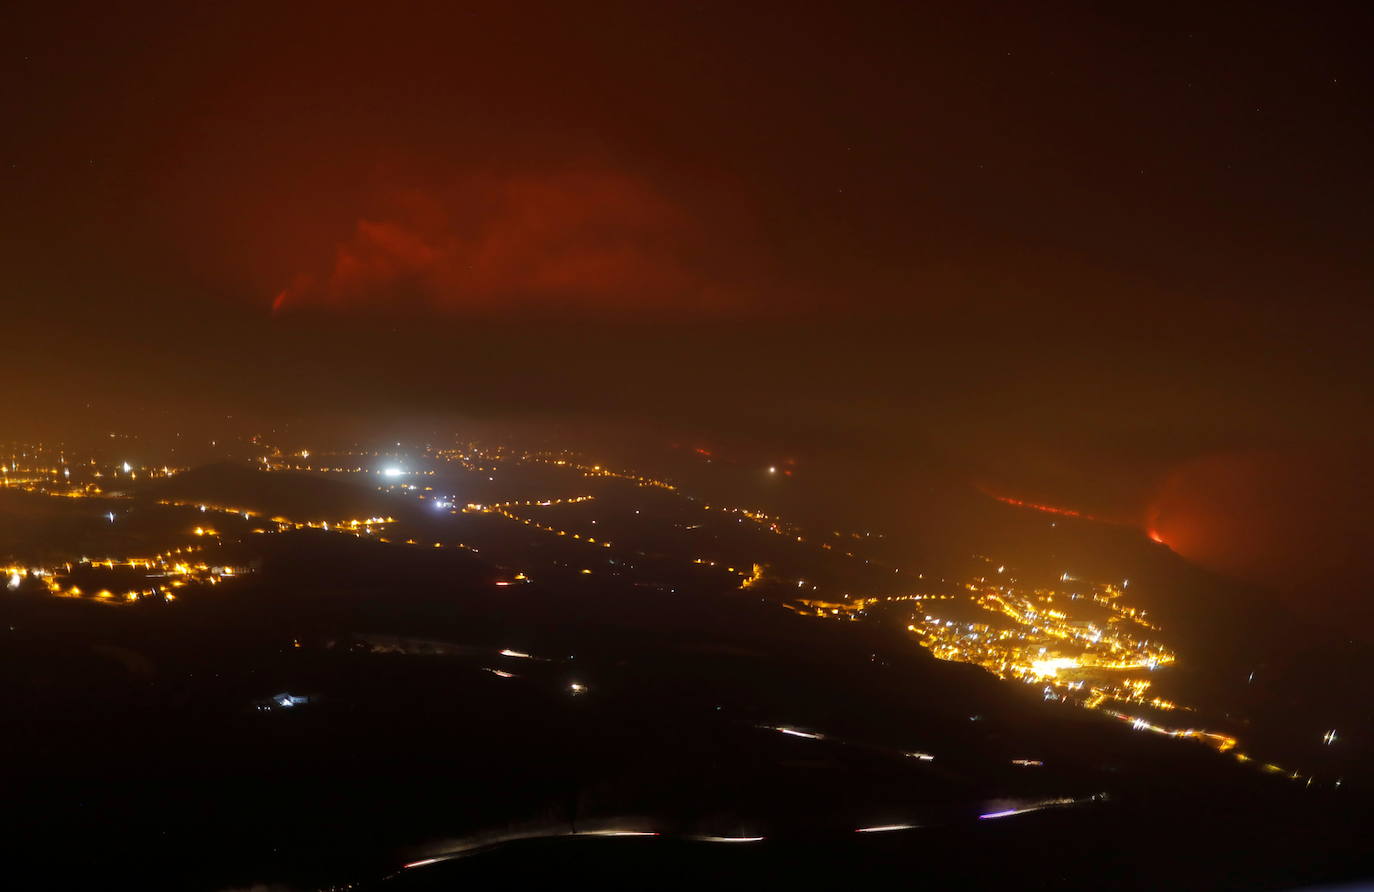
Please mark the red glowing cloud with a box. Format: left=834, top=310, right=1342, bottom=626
left=1146, top=449, right=1373, bottom=599
left=272, top=172, right=727, bottom=315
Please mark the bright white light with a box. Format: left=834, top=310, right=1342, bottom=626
left=382, top=467, right=405, bottom=478
left=979, top=796, right=1080, bottom=820
left=121, top=461, right=132, bottom=473
left=768, top=466, right=777, bottom=474
left=1029, top=657, right=1078, bottom=678
left=569, top=682, right=587, bottom=694
left=7, top=572, right=21, bottom=591
left=403, top=858, right=439, bottom=869
left=500, top=649, right=531, bottom=658
left=775, top=727, right=822, bottom=739
left=695, top=836, right=764, bottom=843
left=856, top=824, right=918, bottom=833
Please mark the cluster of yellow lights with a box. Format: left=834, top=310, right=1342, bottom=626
left=462, top=495, right=595, bottom=513
left=780, top=569, right=1311, bottom=782
left=905, top=578, right=1178, bottom=716
left=4, top=547, right=248, bottom=604
left=262, top=448, right=437, bottom=477
left=158, top=499, right=396, bottom=537
left=433, top=442, right=931, bottom=594
left=489, top=505, right=614, bottom=549
left=6, top=439, right=1325, bottom=786
left=700, top=504, right=803, bottom=540
left=511, top=450, right=678, bottom=492
left=1, top=444, right=187, bottom=501
left=739, top=562, right=765, bottom=589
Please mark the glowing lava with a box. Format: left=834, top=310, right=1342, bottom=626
left=987, top=493, right=1103, bottom=522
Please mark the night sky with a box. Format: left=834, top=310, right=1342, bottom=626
left=4, top=2, right=1372, bottom=597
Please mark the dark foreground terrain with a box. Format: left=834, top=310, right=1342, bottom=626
left=1, top=455, right=1370, bottom=890
left=2, top=533, right=1369, bottom=891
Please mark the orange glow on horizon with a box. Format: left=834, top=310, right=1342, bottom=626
left=988, top=493, right=1102, bottom=522
left=986, top=489, right=1169, bottom=547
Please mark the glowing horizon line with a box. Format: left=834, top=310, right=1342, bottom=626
left=987, top=493, right=1102, bottom=521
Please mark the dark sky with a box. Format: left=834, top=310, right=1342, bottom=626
left=4, top=2, right=1372, bottom=589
